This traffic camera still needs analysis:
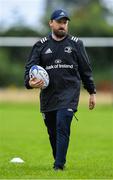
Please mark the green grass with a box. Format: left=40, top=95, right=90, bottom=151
left=0, top=102, right=113, bottom=179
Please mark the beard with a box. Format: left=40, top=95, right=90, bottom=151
left=53, top=29, right=67, bottom=38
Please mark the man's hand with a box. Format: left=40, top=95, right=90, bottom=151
left=29, top=77, right=44, bottom=89
left=89, top=94, right=96, bottom=110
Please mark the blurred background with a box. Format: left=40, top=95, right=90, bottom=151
left=0, top=1, right=113, bottom=179
left=0, top=0, right=113, bottom=103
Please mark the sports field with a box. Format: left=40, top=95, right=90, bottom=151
left=0, top=90, right=113, bottom=179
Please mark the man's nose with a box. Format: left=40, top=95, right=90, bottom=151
left=60, top=23, right=65, bottom=28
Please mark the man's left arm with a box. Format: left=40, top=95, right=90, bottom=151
left=89, top=93, right=96, bottom=110
left=76, top=40, right=96, bottom=110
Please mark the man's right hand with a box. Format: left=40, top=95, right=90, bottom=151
left=29, top=77, right=44, bottom=89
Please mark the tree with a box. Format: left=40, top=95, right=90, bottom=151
left=69, top=1, right=113, bottom=37
left=0, top=27, right=43, bottom=87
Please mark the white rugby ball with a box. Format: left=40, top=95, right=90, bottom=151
left=29, top=65, right=49, bottom=89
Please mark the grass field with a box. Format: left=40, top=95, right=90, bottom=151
left=0, top=101, right=113, bottom=179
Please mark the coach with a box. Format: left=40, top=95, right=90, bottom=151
left=24, top=9, right=96, bottom=170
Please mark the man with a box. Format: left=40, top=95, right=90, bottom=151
left=24, top=9, right=96, bottom=170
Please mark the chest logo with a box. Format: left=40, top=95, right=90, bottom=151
left=55, top=59, right=62, bottom=64
left=64, top=46, right=72, bottom=53
left=45, top=48, right=52, bottom=54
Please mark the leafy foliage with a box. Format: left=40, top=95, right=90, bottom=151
left=69, top=1, right=113, bottom=37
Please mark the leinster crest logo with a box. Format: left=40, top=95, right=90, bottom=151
left=64, top=46, right=72, bottom=53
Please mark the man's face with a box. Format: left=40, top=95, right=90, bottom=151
left=49, top=18, right=68, bottom=38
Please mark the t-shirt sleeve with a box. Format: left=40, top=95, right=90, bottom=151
left=24, top=42, right=42, bottom=89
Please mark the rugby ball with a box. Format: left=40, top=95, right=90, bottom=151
left=29, top=65, right=49, bottom=89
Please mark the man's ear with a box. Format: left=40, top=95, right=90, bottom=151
left=49, top=20, right=53, bottom=28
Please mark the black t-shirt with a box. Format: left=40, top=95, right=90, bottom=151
left=24, top=34, right=96, bottom=112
